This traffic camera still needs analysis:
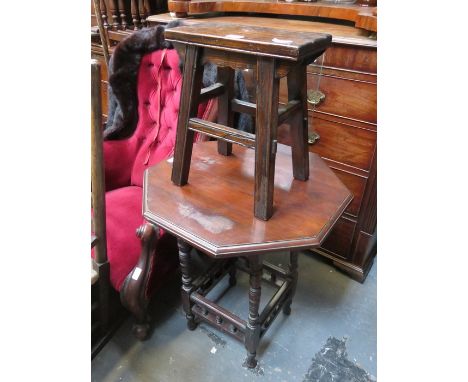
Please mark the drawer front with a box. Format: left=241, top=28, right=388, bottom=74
left=307, top=73, right=376, bottom=124
left=330, top=167, right=367, bottom=218
left=321, top=216, right=357, bottom=260
left=322, top=44, right=377, bottom=74
left=277, top=122, right=369, bottom=217
left=308, top=116, right=376, bottom=171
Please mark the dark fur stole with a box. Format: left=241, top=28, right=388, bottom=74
left=104, top=21, right=252, bottom=140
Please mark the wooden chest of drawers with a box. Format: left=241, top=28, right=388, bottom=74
left=275, top=33, right=376, bottom=281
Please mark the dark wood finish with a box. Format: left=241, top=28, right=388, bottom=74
left=216, top=66, right=235, bottom=156
left=142, top=142, right=341, bottom=366
left=118, top=0, right=127, bottom=29
left=229, top=98, right=301, bottom=125
left=244, top=256, right=262, bottom=368
left=138, top=0, right=147, bottom=27
left=91, top=60, right=128, bottom=358
left=178, top=239, right=198, bottom=330
left=287, top=65, right=309, bottom=181
left=191, top=291, right=246, bottom=341
left=109, top=0, right=120, bottom=30
left=166, top=23, right=331, bottom=220
left=178, top=248, right=298, bottom=367
left=321, top=216, right=356, bottom=260
left=282, top=251, right=298, bottom=315
left=99, top=0, right=109, bottom=28
left=131, top=0, right=139, bottom=30
left=90, top=52, right=109, bottom=123
left=120, top=224, right=160, bottom=340
left=171, top=44, right=204, bottom=186
left=92, top=0, right=168, bottom=35
left=306, top=71, right=376, bottom=124
left=201, top=47, right=294, bottom=79
left=278, top=100, right=301, bottom=125
left=144, top=141, right=352, bottom=257
left=199, top=82, right=225, bottom=103
left=165, top=23, right=331, bottom=62
left=93, top=0, right=111, bottom=66
left=140, top=14, right=377, bottom=281
left=91, top=60, right=111, bottom=340
left=189, top=118, right=256, bottom=149
left=254, top=56, right=279, bottom=220
left=305, top=116, right=376, bottom=170
left=166, top=0, right=377, bottom=33
left=148, top=14, right=376, bottom=45
left=91, top=60, right=107, bottom=266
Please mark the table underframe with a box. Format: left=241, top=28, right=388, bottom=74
left=177, top=238, right=299, bottom=368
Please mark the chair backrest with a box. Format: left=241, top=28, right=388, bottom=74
left=129, top=48, right=212, bottom=187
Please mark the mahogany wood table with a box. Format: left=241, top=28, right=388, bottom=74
left=142, top=141, right=352, bottom=367
left=165, top=23, right=331, bottom=220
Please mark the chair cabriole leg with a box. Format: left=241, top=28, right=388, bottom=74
left=120, top=223, right=160, bottom=340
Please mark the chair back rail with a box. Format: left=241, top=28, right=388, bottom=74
left=100, top=0, right=109, bottom=28
left=96, top=0, right=167, bottom=31
left=91, top=60, right=108, bottom=264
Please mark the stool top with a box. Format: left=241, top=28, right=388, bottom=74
left=164, top=22, right=332, bottom=61
left=143, top=142, right=352, bottom=258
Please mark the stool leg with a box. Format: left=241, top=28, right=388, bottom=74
left=255, top=57, right=279, bottom=220
left=217, top=66, right=235, bottom=156
left=287, top=65, right=309, bottom=181
left=283, top=251, right=299, bottom=315
left=172, top=45, right=204, bottom=186
left=244, top=256, right=263, bottom=368
left=177, top=239, right=197, bottom=330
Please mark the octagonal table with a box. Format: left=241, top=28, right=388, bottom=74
left=142, top=141, right=352, bottom=368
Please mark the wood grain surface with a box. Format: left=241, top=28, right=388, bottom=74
left=143, top=141, right=352, bottom=257
left=164, top=22, right=332, bottom=61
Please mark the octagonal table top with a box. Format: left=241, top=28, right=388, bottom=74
left=143, top=141, right=352, bottom=258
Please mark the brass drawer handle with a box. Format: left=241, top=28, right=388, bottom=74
left=308, top=131, right=320, bottom=145
left=307, top=90, right=325, bottom=106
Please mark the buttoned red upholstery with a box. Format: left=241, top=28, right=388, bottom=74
left=94, top=48, right=215, bottom=291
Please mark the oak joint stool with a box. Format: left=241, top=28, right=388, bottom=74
left=166, top=23, right=332, bottom=220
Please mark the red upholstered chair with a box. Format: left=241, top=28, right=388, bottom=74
left=92, top=46, right=217, bottom=341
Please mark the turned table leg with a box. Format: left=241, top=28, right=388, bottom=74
left=178, top=239, right=197, bottom=330
left=244, top=256, right=263, bottom=368
left=283, top=251, right=299, bottom=315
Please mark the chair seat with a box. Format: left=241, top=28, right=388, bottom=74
left=97, top=185, right=179, bottom=292
left=103, top=186, right=143, bottom=290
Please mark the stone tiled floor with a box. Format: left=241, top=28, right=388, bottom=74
left=92, top=251, right=376, bottom=381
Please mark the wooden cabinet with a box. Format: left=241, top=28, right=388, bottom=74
left=304, top=40, right=376, bottom=281
left=274, top=21, right=376, bottom=281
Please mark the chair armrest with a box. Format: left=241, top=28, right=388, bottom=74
left=103, top=138, right=138, bottom=191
